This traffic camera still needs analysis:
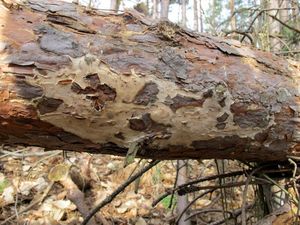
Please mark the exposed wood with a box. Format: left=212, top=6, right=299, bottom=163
left=0, top=0, right=300, bottom=162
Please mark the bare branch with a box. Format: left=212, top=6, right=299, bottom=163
left=81, top=160, right=160, bottom=225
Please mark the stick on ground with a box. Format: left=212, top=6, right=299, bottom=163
left=81, top=160, right=160, bottom=225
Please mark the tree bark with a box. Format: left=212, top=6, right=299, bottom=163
left=0, top=0, right=300, bottom=162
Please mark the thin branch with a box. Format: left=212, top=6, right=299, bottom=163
left=152, top=170, right=245, bottom=207
left=241, top=166, right=264, bottom=225
left=223, top=29, right=253, bottom=44
left=268, top=13, right=300, bottom=34
left=152, top=166, right=288, bottom=207
left=175, top=189, right=214, bottom=224
left=183, top=180, right=269, bottom=196
left=169, top=160, right=180, bottom=209
left=272, top=50, right=300, bottom=54
left=0, top=182, right=54, bottom=225
left=240, top=7, right=294, bottom=43
left=288, top=158, right=300, bottom=222
left=81, top=160, right=160, bottom=225
left=185, top=206, right=254, bottom=222
left=0, top=149, right=61, bottom=158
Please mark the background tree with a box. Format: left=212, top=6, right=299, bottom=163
left=110, top=0, right=121, bottom=11
left=193, top=0, right=199, bottom=31
left=181, top=0, right=187, bottom=27
left=161, top=0, right=170, bottom=19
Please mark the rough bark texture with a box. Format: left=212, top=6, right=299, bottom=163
left=0, top=0, right=300, bottom=161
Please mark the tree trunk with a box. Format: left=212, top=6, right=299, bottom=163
left=0, top=0, right=300, bottom=162
left=176, top=160, right=191, bottom=225
left=152, top=0, right=158, bottom=19
left=193, top=0, right=199, bottom=32
left=110, top=0, right=121, bottom=11
left=182, top=0, right=187, bottom=28
left=199, top=0, right=203, bottom=32
left=160, top=0, right=169, bottom=19
left=268, top=0, right=281, bottom=51
left=229, top=0, right=236, bottom=31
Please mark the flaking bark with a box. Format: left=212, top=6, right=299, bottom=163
left=0, top=0, right=300, bottom=162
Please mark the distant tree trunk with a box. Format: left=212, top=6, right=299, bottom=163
left=210, top=0, right=217, bottom=34
left=176, top=160, right=191, bottom=225
left=199, top=0, right=203, bottom=32
left=147, top=0, right=149, bottom=11
left=259, top=0, right=271, bottom=50
left=110, top=0, right=121, bottom=11
left=152, top=0, right=158, bottom=19
left=193, top=0, right=199, bottom=31
left=268, top=0, right=281, bottom=51
left=279, top=0, right=289, bottom=24
left=0, top=0, right=300, bottom=162
left=291, top=0, right=300, bottom=49
left=87, top=0, right=92, bottom=8
left=229, top=0, right=236, bottom=31
left=291, top=0, right=300, bottom=31
left=161, top=0, right=169, bottom=19
left=182, top=0, right=187, bottom=28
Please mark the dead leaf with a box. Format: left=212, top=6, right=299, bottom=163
left=135, top=217, right=147, bottom=225
left=48, top=163, right=70, bottom=182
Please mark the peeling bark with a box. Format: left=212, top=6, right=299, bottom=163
left=0, top=0, right=300, bottom=162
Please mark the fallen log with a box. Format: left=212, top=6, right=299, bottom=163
left=0, top=0, right=299, bottom=161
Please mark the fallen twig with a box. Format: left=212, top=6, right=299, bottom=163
left=81, top=160, right=160, bottom=225
left=0, top=149, right=61, bottom=158
left=0, top=181, right=54, bottom=225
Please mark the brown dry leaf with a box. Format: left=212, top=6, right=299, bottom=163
left=0, top=186, right=14, bottom=206
left=135, top=217, right=147, bottom=225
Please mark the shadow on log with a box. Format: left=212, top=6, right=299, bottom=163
left=0, top=0, right=299, bottom=161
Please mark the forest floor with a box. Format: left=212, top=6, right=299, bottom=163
left=0, top=146, right=266, bottom=225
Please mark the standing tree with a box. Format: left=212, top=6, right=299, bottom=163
left=199, top=0, right=203, bottom=32
left=181, top=0, right=187, bottom=28
left=193, top=0, right=199, bottom=31
left=229, top=0, right=236, bottom=31
left=152, top=0, right=159, bottom=19
left=161, top=0, right=170, bottom=19
left=205, top=0, right=223, bottom=34
left=110, top=0, right=121, bottom=11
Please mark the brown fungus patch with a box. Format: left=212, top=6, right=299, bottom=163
left=216, top=122, right=226, bottom=130
left=230, top=102, right=270, bottom=128
left=217, top=112, right=229, bottom=123
left=165, top=94, right=205, bottom=112
left=129, top=113, right=170, bottom=134
left=71, top=79, right=116, bottom=111
left=133, top=82, right=159, bottom=106
left=14, top=78, right=43, bottom=100
left=85, top=73, right=100, bottom=89
left=192, top=135, right=250, bottom=151
left=114, top=132, right=125, bottom=140
left=37, top=97, right=63, bottom=115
